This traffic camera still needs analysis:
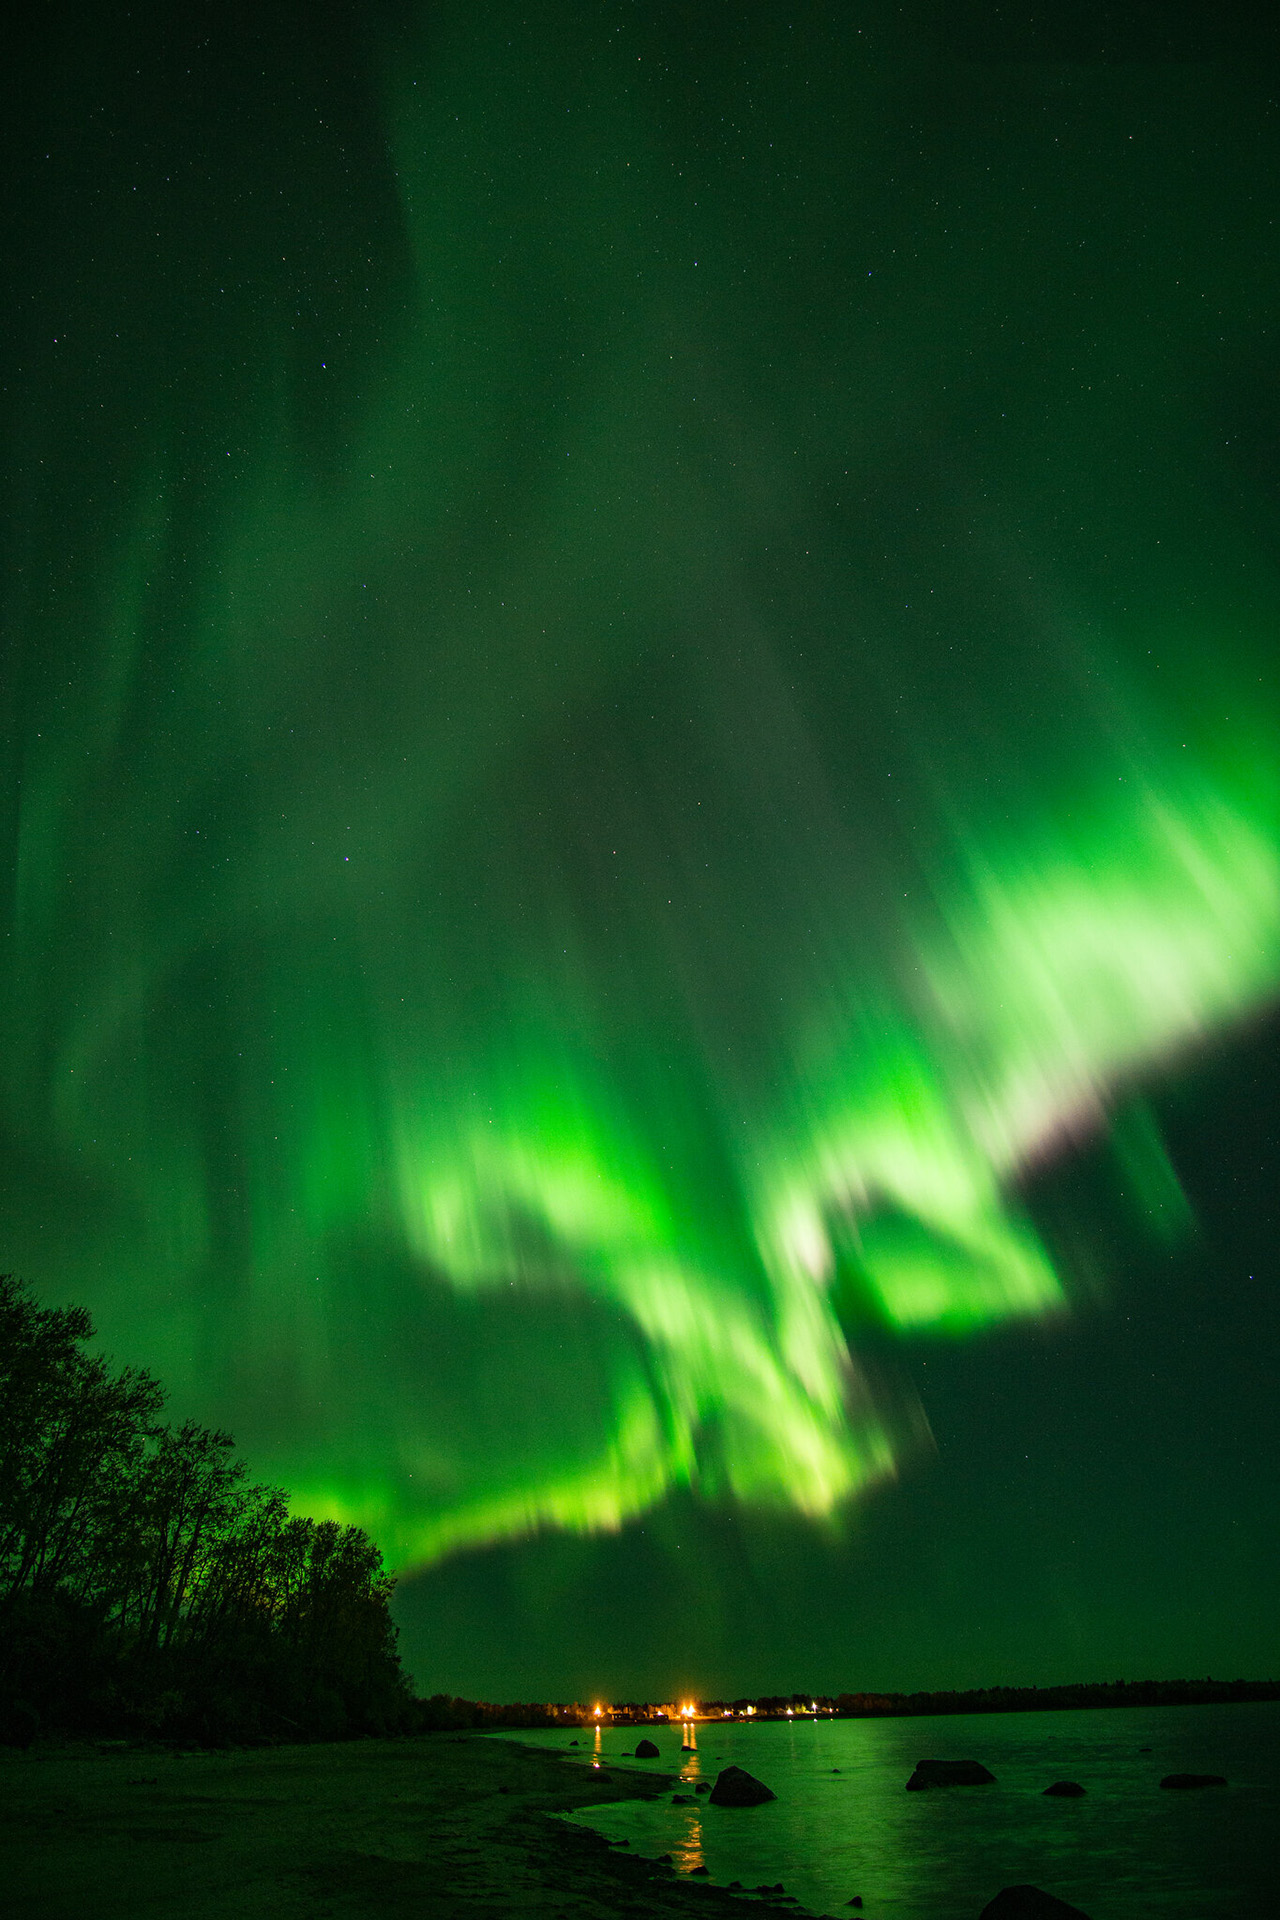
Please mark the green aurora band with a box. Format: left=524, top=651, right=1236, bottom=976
left=3, top=14, right=1279, bottom=1574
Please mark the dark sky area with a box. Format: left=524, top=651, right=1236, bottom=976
left=2, top=2, right=1278, bottom=1701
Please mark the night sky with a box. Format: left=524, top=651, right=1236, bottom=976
left=3, top=3, right=1278, bottom=1701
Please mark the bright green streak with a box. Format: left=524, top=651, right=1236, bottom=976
left=3, top=19, right=1279, bottom=1576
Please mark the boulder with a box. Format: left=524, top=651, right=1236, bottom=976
left=1042, top=1781, right=1086, bottom=1797
left=1159, top=1773, right=1226, bottom=1790
left=690, top=1864, right=710, bottom=1875
left=905, top=1759, right=996, bottom=1790
left=695, top=1781, right=711, bottom=1794
left=709, top=1764, right=777, bottom=1807
left=635, top=1738, right=660, bottom=1758
left=672, top=1792, right=694, bottom=1804
left=978, top=1888, right=1092, bottom=1920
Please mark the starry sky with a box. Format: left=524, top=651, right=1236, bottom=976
left=3, top=1, right=1279, bottom=1700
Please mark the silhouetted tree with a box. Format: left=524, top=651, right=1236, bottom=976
left=0, top=1275, right=410, bottom=1743
left=0, top=1275, right=163, bottom=1608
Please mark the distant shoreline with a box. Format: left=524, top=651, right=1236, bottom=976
left=812, top=1678, right=1280, bottom=1720
left=426, top=1677, right=1280, bottom=1733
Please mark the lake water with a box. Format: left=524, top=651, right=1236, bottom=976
left=496, top=1702, right=1280, bottom=1917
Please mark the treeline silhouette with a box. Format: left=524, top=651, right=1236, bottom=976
left=0, top=1274, right=411, bottom=1747
left=411, top=1696, right=566, bottom=1730
left=696, top=1682, right=1280, bottom=1720
left=829, top=1679, right=1280, bottom=1717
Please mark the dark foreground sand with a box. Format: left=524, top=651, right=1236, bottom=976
left=1, top=1733, right=810, bottom=1920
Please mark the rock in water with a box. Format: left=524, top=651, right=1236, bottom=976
left=978, top=1888, right=1092, bottom=1920
left=1160, top=1773, right=1227, bottom=1789
left=634, top=1738, right=660, bottom=1758
left=709, top=1764, right=777, bottom=1806
left=905, top=1759, right=997, bottom=1789
left=1042, top=1781, right=1086, bottom=1797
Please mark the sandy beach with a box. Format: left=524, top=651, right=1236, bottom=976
left=1, top=1732, right=810, bottom=1919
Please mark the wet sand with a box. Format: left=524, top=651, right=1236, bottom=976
left=1, top=1732, right=810, bottom=1919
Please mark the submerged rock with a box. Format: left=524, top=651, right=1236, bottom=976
left=709, top=1764, right=777, bottom=1807
left=1160, top=1773, right=1227, bottom=1789
left=634, top=1738, right=660, bottom=1758
left=671, top=1792, right=694, bottom=1804
left=1043, top=1781, right=1086, bottom=1797
left=978, top=1887, right=1092, bottom=1919
left=906, top=1759, right=996, bottom=1790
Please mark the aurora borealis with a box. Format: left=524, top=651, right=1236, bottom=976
left=4, top=4, right=1280, bottom=1696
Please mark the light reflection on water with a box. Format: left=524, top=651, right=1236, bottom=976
left=673, top=1810, right=705, bottom=1875
left=496, top=1701, right=1280, bottom=1917
left=672, top=1736, right=706, bottom=1872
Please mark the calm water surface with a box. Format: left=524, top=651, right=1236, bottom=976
left=496, top=1702, right=1280, bottom=1917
